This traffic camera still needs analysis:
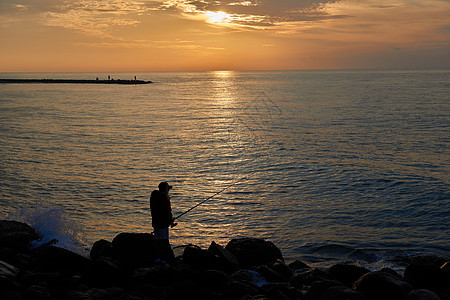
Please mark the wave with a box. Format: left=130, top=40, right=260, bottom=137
left=6, top=207, right=88, bottom=256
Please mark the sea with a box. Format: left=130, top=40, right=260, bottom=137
left=1, top=70, right=449, bottom=271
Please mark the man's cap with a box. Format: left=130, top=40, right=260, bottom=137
left=158, top=181, right=172, bottom=190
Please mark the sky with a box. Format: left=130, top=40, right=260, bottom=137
left=1, top=0, right=449, bottom=71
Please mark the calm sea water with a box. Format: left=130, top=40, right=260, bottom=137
left=1, top=70, right=449, bottom=270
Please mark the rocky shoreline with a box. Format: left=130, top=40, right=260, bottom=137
left=1, top=220, right=449, bottom=300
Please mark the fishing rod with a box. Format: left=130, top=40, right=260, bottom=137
left=172, top=176, right=247, bottom=223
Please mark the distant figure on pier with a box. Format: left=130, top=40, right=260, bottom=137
left=108, top=75, right=110, bottom=80
left=150, top=182, right=175, bottom=263
left=134, top=76, right=137, bottom=81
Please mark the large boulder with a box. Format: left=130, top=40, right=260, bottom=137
left=353, top=270, right=413, bottom=300
left=0, top=220, right=40, bottom=253
left=208, top=242, right=239, bottom=273
left=90, top=239, right=113, bottom=261
left=328, top=264, right=371, bottom=287
left=321, top=286, right=368, bottom=300
left=404, top=261, right=450, bottom=294
left=31, top=245, right=91, bottom=274
left=182, top=245, right=217, bottom=270
left=86, top=257, right=123, bottom=288
left=407, top=289, right=441, bottom=300
left=225, top=238, right=283, bottom=268
left=111, top=233, right=155, bottom=268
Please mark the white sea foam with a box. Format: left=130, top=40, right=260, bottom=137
left=7, top=207, right=88, bottom=256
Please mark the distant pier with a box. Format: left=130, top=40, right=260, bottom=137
left=0, top=78, right=152, bottom=85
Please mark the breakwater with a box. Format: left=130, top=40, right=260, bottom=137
left=0, top=78, right=152, bottom=84
left=1, top=220, right=449, bottom=300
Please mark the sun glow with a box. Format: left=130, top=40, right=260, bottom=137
left=205, top=11, right=232, bottom=24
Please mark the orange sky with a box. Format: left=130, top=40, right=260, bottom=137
left=1, top=0, right=449, bottom=71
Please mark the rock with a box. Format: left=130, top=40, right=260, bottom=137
left=225, top=238, right=284, bottom=268
left=256, top=265, right=289, bottom=282
left=208, top=241, right=239, bottom=273
left=410, top=255, right=448, bottom=268
left=380, top=267, right=403, bottom=279
left=222, top=280, right=262, bottom=297
left=404, top=263, right=450, bottom=292
left=0, top=291, right=22, bottom=300
left=231, top=269, right=254, bottom=283
left=23, top=284, right=51, bottom=300
left=328, top=264, right=370, bottom=287
left=31, top=245, right=90, bottom=274
left=0, top=221, right=40, bottom=253
left=167, top=280, right=214, bottom=300
left=271, top=260, right=294, bottom=281
left=198, top=269, right=231, bottom=290
left=0, top=260, right=20, bottom=278
left=262, top=282, right=300, bottom=300
left=289, top=260, right=311, bottom=271
left=353, top=271, right=413, bottom=300
left=305, top=280, right=344, bottom=300
left=86, top=257, right=123, bottom=288
left=131, top=264, right=175, bottom=287
left=442, top=262, right=450, bottom=271
left=321, top=286, right=368, bottom=300
left=291, top=268, right=331, bottom=288
left=90, top=239, right=113, bottom=261
left=408, top=289, right=441, bottom=300
left=182, top=245, right=217, bottom=270
left=112, top=233, right=155, bottom=268
left=19, top=271, right=61, bottom=288
left=0, top=275, right=20, bottom=291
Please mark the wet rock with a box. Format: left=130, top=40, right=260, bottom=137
left=262, top=282, right=301, bottom=300
left=231, top=269, right=254, bottom=283
left=407, top=289, right=441, bottom=300
left=182, top=245, right=217, bottom=270
left=291, top=268, right=331, bottom=289
left=197, top=269, right=231, bottom=291
left=380, top=267, right=403, bottom=279
left=0, top=221, right=40, bottom=253
left=271, top=260, right=294, bottom=281
left=167, top=280, right=214, bottom=300
left=256, top=265, right=290, bottom=282
left=321, top=286, right=368, bottom=300
left=90, top=239, right=113, bottom=261
left=225, top=238, right=284, bottom=268
left=31, top=245, right=90, bottom=274
left=328, top=264, right=370, bottom=287
left=305, top=280, right=343, bottom=300
left=130, top=264, right=175, bottom=287
left=0, top=275, right=20, bottom=292
left=353, top=270, right=412, bottom=300
left=0, top=291, right=22, bottom=300
left=441, top=262, right=450, bottom=271
left=222, top=280, right=262, bottom=297
left=0, top=260, right=20, bottom=278
left=410, top=255, right=448, bottom=268
left=289, top=260, right=311, bottom=271
left=208, top=241, right=239, bottom=273
left=23, top=284, right=51, bottom=300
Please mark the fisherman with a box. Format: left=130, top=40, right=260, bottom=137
left=150, top=181, right=175, bottom=263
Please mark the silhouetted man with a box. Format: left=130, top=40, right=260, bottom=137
left=150, top=181, right=175, bottom=263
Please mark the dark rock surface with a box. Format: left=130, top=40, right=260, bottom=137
left=225, top=237, right=284, bottom=268
left=1, top=220, right=449, bottom=300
